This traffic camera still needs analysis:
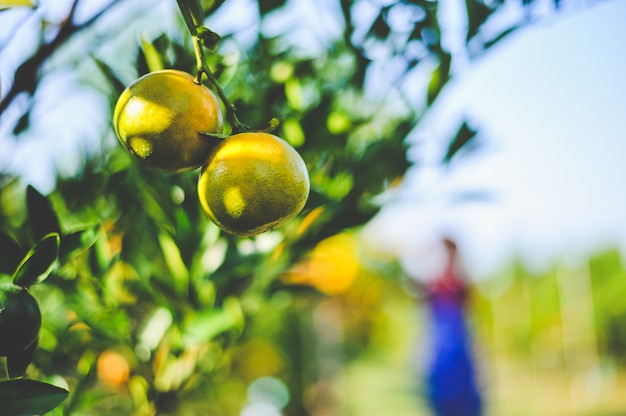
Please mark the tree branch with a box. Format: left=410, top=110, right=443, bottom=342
left=0, top=0, right=123, bottom=116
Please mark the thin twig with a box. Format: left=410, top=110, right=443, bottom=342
left=176, top=0, right=249, bottom=133
left=191, top=35, right=247, bottom=133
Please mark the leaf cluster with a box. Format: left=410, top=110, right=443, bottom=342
left=0, top=186, right=79, bottom=415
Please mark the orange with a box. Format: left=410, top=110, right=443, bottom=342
left=286, top=233, right=359, bottom=295
left=198, top=132, right=309, bottom=236
left=113, top=69, right=223, bottom=173
left=97, top=350, right=131, bottom=388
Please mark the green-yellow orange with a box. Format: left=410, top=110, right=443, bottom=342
left=198, top=132, right=310, bottom=236
left=114, top=69, right=223, bottom=173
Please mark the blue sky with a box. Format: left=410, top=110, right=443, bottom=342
left=365, top=0, right=626, bottom=280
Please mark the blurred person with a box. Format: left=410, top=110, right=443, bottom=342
left=421, top=238, right=483, bottom=416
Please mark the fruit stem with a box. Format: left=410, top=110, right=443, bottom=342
left=191, top=36, right=249, bottom=134
left=176, top=0, right=249, bottom=134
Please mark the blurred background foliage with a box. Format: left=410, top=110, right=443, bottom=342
left=0, top=0, right=624, bottom=415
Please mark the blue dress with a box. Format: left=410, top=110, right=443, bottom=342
left=424, top=268, right=483, bottom=416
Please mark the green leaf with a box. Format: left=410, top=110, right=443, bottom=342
left=88, top=233, right=112, bottom=277
left=427, top=52, right=451, bottom=105
left=26, top=185, right=61, bottom=243
left=482, top=25, right=520, bottom=52
left=158, top=233, right=189, bottom=295
left=285, top=78, right=303, bottom=110
left=183, top=297, right=244, bottom=343
left=13, top=111, right=30, bottom=135
left=366, top=9, right=391, bottom=40
left=0, top=379, right=68, bottom=416
left=140, top=37, right=165, bottom=73
left=465, top=0, right=493, bottom=42
left=196, top=26, right=221, bottom=50
left=443, top=121, right=478, bottom=164
left=138, top=307, right=173, bottom=351
left=7, top=339, right=37, bottom=379
left=0, top=0, right=35, bottom=10
left=90, top=54, right=126, bottom=95
left=257, top=0, right=286, bottom=15
left=13, top=233, right=60, bottom=287
left=282, top=118, right=305, bottom=147
left=0, top=232, right=24, bottom=275
left=199, top=131, right=229, bottom=141
left=59, top=225, right=99, bottom=264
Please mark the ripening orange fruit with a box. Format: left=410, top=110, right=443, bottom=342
left=198, top=132, right=309, bottom=236
left=97, top=349, right=131, bottom=388
left=114, top=69, right=223, bottom=173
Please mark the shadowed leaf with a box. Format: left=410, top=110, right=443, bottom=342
left=13, top=233, right=60, bottom=287
left=367, top=10, right=391, bottom=40
left=443, top=121, right=478, bottom=164
left=27, top=185, right=61, bottom=243
left=482, top=25, right=521, bottom=52
left=0, top=379, right=68, bottom=416
left=197, top=26, right=221, bottom=50
left=0, top=232, right=24, bottom=275
left=7, top=339, right=37, bottom=379
left=465, top=0, right=493, bottom=42
left=91, top=54, right=126, bottom=95
left=12, top=110, right=30, bottom=135
left=258, top=0, right=286, bottom=15
left=60, top=225, right=99, bottom=264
